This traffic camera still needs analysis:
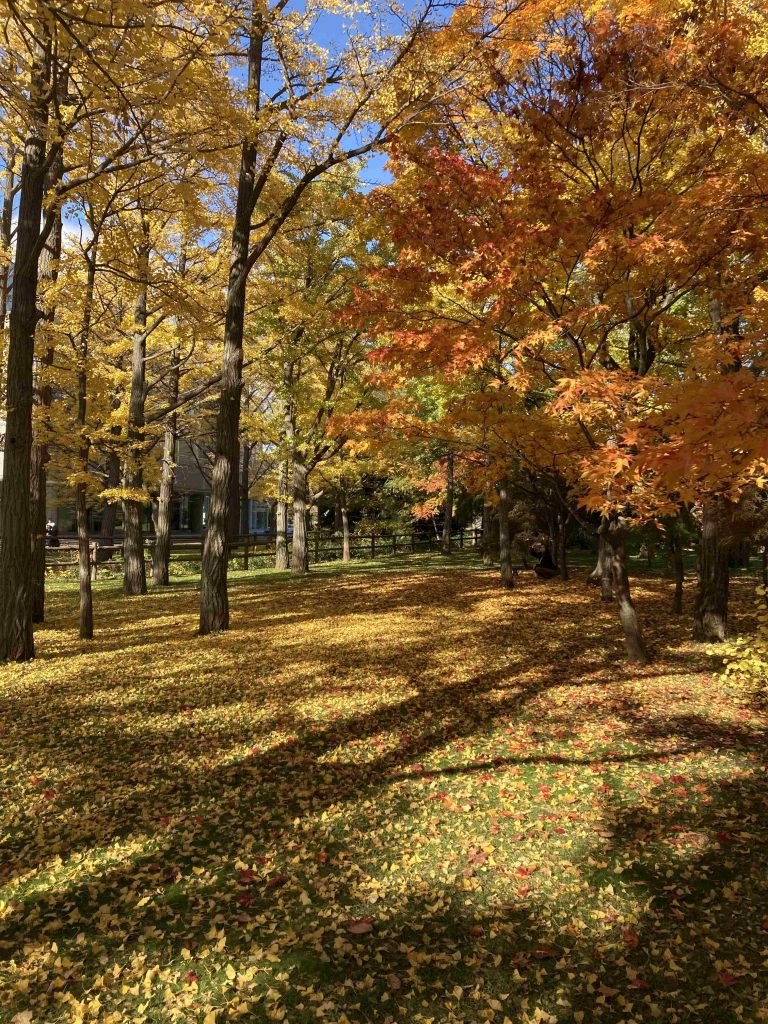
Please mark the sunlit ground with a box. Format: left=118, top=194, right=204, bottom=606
left=1, top=554, right=766, bottom=1024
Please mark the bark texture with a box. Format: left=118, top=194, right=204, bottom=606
left=199, top=16, right=263, bottom=634
left=694, top=501, right=730, bottom=641
left=152, top=352, right=178, bottom=586
left=0, top=38, right=50, bottom=661
left=603, top=516, right=650, bottom=664
left=291, top=460, right=309, bottom=575
left=122, top=217, right=149, bottom=596
left=275, top=460, right=289, bottom=570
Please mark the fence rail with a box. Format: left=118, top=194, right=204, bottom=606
left=45, top=529, right=484, bottom=578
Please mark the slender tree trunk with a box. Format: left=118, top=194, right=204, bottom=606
left=30, top=155, right=63, bottom=624
left=481, top=501, right=493, bottom=566
left=341, top=502, right=351, bottom=561
left=557, top=512, right=569, bottom=581
left=497, top=478, right=514, bottom=589
left=694, top=501, right=730, bottom=642
left=588, top=523, right=613, bottom=601
left=200, top=15, right=263, bottom=634
left=228, top=439, right=241, bottom=539
left=98, top=450, right=120, bottom=562
left=441, top=451, right=454, bottom=555
left=334, top=494, right=343, bottom=535
left=275, top=459, right=289, bottom=570
left=0, top=142, right=15, bottom=403
left=75, top=239, right=98, bottom=639
left=152, top=354, right=178, bottom=586
left=603, top=516, right=650, bottom=664
left=0, top=37, right=51, bottom=662
left=76, top=482, right=93, bottom=639
left=291, top=459, right=309, bottom=575
left=240, top=442, right=250, bottom=537
left=669, top=530, right=684, bottom=615
left=122, top=216, right=149, bottom=596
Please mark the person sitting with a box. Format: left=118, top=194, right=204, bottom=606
left=45, top=521, right=60, bottom=548
left=534, top=546, right=559, bottom=580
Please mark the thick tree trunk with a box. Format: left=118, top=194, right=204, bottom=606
left=0, top=40, right=50, bottom=661
left=199, top=17, right=263, bottom=634
left=441, top=451, right=454, bottom=554
left=76, top=481, right=93, bottom=639
left=603, top=516, right=650, bottom=664
left=291, top=459, right=309, bottom=575
left=341, top=503, right=351, bottom=561
left=275, top=460, right=289, bottom=570
left=694, top=501, right=729, bottom=642
left=30, top=164, right=62, bottom=624
left=122, top=216, right=149, bottom=596
left=497, top=478, right=515, bottom=589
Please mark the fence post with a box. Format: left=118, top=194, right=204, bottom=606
left=411, top=533, right=415, bottom=553
left=314, top=531, right=320, bottom=564
left=243, top=537, right=249, bottom=570
left=371, top=534, right=376, bottom=559
left=460, top=528, right=464, bottom=549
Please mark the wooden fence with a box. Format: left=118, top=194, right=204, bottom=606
left=45, top=529, right=484, bottom=578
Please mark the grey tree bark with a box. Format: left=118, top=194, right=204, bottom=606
left=291, top=459, right=310, bottom=575
left=602, top=515, right=650, bottom=664
left=275, top=460, right=289, bottom=570
left=122, top=215, right=150, bottom=596
left=152, top=349, right=179, bottom=586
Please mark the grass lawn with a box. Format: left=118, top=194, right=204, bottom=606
left=1, top=554, right=767, bottom=1024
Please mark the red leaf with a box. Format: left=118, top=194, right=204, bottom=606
left=719, top=972, right=739, bottom=987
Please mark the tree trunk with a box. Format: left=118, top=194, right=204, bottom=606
left=30, top=159, right=63, bottom=624
left=0, top=142, right=15, bottom=403
left=291, top=459, right=309, bottom=575
left=228, top=439, right=241, bottom=540
left=75, top=241, right=97, bottom=639
left=481, top=501, right=494, bottom=566
left=557, top=512, right=569, bottom=581
left=603, top=516, right=650, bottom=664
left=441, top=451, right=454, bottom=554
left=76, top=483, right=93, bottom=639
left=152, top=366, right=177, bottom=586
left=694, top=501, right=729, bottom=642
left=98, top=450, right=120, bottom=562
left=497, top=478, right=514, bottom=589
left=588, top=522, right=613, bottom=601
left=275, top=459, right=289, bottom=570
left=341, top=503, right=351, bottom=561
left=240, top=442, right=250, bottom=537
left=669, top=530, right=684, bottom=615
left=0, top=38, right=50, bottom=661
left=199, top=16, right=263, bottom=634
left=122, top=216, right=149, bottom=596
